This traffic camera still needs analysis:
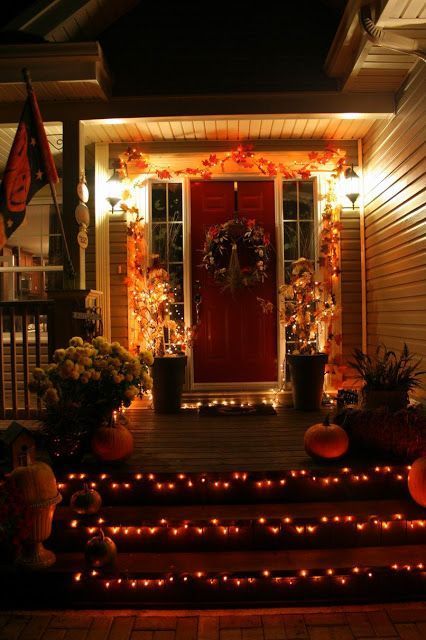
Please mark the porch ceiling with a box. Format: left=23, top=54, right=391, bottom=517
left=82, top=115, right=379, bottom=146
left=0, top=122, right=62, bottom=173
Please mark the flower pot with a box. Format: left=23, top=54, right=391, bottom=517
left=152, top=356, right=187, bottom=414
left=287, top=353, right=328, bottom=411
left=363, top=388, right=408, bottom=412
left=16, top=497, right=61, bottom=569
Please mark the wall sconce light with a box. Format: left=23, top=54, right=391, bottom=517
left=106, top=161, right=124, bottom=213
left=344, top=164, right=360, bottom=209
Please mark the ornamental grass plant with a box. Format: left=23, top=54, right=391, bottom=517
left=349, top=343, right=425, bottom=393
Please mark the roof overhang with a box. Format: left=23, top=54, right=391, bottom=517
left=325, top=0, right=426, bottom=92
left=0, top=91, right=395, bottom=124
left=0, top=41, right=111, bottom=101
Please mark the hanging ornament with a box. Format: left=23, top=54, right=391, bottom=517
left=76, top=174, right=90, bottom=250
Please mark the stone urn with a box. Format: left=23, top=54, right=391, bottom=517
left=7, top=457, right=62, bottom=569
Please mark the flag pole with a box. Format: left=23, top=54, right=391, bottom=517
left=22, top=67, right=75, bottom=280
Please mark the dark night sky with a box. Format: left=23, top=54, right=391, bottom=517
left=100, top=1, right=345, bottom=94
left=2, top=1, right=347, bottom=95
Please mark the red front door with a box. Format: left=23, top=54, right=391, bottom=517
left=191, top=180, right=277, bottom=384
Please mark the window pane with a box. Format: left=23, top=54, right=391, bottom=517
left=283, top=181, right=297, bottom=220
left=168, top=183, right=183, bottom=221
left=299, top=181, right=314, bottom=219
left=152, top=183, right=167, bottom=221
left=169, top=264, right=184, bottom=301
left=300, top=221, right=314, bottom=260
left=168, top=223, right=183, bottom=262
left=152, top=223, right=167, bottom=261
left=284, top=262, right=293, bottom=284
left=284, top=222, right=298, bottom=261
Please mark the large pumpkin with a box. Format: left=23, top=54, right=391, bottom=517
left=91, top=421, right=133, bottom=462
left=408, top=456, right=426, bottom=507
left=7, top=457, right=61, bottom=569
left=71, top=483, right=102, bottom=515
left=304, top=415, right=349, bottom=460
left=85, top=529, right=117, bottom=567
left=8, top=460, right=60, bottom=505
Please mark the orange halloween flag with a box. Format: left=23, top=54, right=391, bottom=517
left=0, top=82, right=58, bottom=249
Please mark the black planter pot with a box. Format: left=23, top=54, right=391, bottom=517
left=152, top=356, right=187, bottom=414
left=287, top=353, right=328, bottom=411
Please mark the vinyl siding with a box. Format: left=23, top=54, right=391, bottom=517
left=109, top=217, right=128, bottom=348
left=340, top=205, right=362, bottom=363
left=362, top=62, right=426, bottom=397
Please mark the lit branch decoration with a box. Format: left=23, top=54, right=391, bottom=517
left=318, top=179, right=342, bottom=354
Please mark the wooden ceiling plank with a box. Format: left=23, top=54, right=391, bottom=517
left=146, top=121, right=165, bottom=141
left=203, top=120, right=217, bottom=141
left=248, top=119, right=261, bottom=139
left=402, top=0, right=426, bottom=19
left=157, top=121, right=174, bottom=141
left=238, top=119, right=250, bottom=140
left=280, top=119, right=296, bottom=138
left=259, top=119, right=273, bottom=139
left=181, top=121, right=196, bottom=140
left=226, top=119, right=239, bottom=140
left=135, top=122, right=154, bottom=142
left=311, top=119, right=330, bottom=138
left=301, top=119, right=319, bottom=138
left=291, top=119, right=308, bottom=138
left=192, top=120, right=206, bottom=140
left=270, top=119, right=285, bottom=138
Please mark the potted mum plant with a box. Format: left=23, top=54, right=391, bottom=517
left=280, top=258, right=329, bottom=411
left=29, top=336, right=153, bottom=462
left=136, top=260, right=187, bottom=413
left=349, top=343, right=425, bottom=412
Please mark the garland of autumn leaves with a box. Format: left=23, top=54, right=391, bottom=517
left=120, top=144, right=346, bottom=181
left=123, top=144, right=344, bottom=355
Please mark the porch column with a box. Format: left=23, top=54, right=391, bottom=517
left=94, top=143, right=111, bottom=340
left=62, top=119, right=85, bottom=289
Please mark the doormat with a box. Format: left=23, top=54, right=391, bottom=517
left=199, top=403, right=277, bottom=416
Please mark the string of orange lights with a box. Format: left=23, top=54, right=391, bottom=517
left=73, top=563, right=425, bottom=590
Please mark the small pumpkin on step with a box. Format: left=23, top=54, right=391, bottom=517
left=304, top=414, right=349, bottom=460
left=70, top=483, right=102, bottom=515
left=85, top=528, right=117, bottom=568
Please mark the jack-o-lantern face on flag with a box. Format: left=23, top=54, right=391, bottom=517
left=0, top=90, right=58, bottom=250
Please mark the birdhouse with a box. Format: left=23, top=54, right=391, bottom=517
left=0, top=421, right=36, bottom=471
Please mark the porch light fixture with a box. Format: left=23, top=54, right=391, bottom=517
left=344, top=164, right=360, bottom=209
left=106, top=161, right=124, bottom=213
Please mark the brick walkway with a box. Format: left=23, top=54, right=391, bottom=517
left=1, top=604, right=426, bottom=640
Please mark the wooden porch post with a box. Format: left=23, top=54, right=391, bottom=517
left=94, top=143, right=111, bottom=340
left=62, top=119, right=85, bottom=289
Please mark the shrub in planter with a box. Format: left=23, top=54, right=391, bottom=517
left=280, top=258, right=333, bottom=410
left=349, top=343, right=425, bottom=412
left=28, top=337, right=152, bottom=461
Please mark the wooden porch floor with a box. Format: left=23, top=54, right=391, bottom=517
left=124, top=403, right=332, bottom=472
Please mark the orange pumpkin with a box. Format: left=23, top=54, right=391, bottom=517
left=408, top=456, right=426, bottom=507
left=85, top=529, right=117, bottom=567
left=8, top=460, right=60, bottom=504
left=304, top=415, right=349, bottom=460
left=71, top=483, right=102, bottom=515
left=91, top=421, right=134, bottom=462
